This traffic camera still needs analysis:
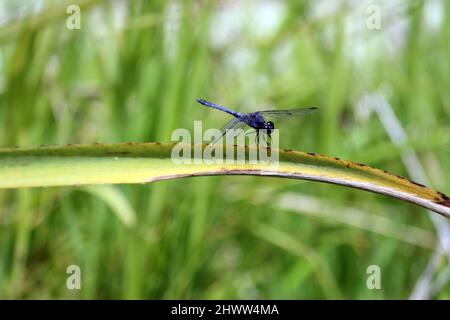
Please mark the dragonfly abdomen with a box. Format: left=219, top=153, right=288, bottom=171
left=196, top=99, right=242, bottom=118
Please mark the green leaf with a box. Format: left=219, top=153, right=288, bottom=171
left=0, top=142, right=449, bottom=218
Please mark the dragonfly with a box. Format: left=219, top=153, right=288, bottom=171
left=196, top=98, right=318, bottom=146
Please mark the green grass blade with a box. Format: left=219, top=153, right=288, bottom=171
left=0, top=142, right=449, bottom=217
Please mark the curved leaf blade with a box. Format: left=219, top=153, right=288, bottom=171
left=0, top=142, right=449, bottom=217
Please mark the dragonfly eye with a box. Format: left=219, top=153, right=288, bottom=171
left=265, top=121, right=274, bottom=130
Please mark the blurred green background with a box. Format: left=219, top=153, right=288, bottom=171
left=0, top=0, right=449, bottom=299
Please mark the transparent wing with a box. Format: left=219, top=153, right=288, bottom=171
left=208, top=118, right=248, bottom=146
left=257, top=107, right=318, bottom=118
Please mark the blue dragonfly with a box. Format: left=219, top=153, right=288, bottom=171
left=196, top=98, right=318, bottom=146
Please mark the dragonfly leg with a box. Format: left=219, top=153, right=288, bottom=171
left=260, top=130, right=271, bottom=147
left=246, top=130, right=256, bottom=146
left=261, top=131, right=267, bottom=146
left=256, top=130, right=260, bottom=146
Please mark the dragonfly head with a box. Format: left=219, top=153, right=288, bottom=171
left=264, top=121, right=275, bottom=133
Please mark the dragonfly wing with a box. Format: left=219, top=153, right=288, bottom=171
left=208, top=118, right=247, bottom=146
left=257, top=107, right=318, bottom=118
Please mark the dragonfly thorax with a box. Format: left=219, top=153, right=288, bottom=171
left=243, top=112, right=266, bottom=129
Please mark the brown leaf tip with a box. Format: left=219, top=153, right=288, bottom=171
left=439, top=199, right=450, bottom=208
left=438, top=193, right=450, bottom=208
